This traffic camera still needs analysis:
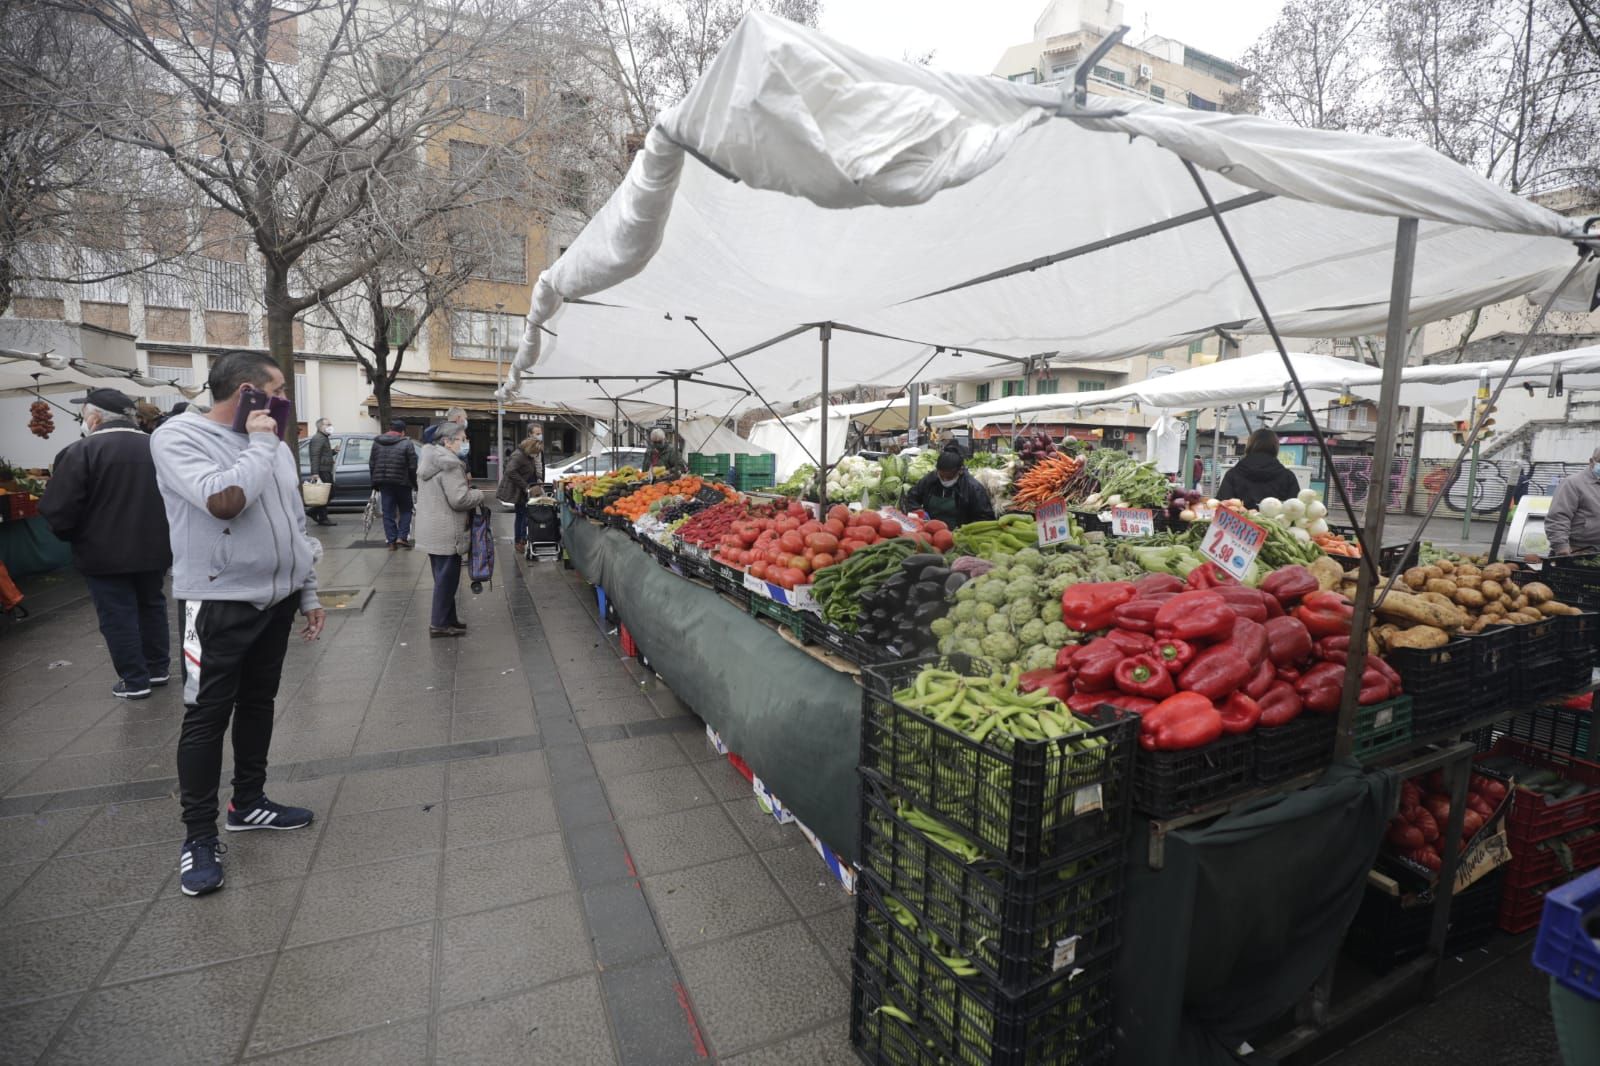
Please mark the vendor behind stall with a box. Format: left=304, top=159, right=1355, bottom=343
left=1218, top=428, right=1301, bottom=510
left=1545, top=447, right=1600, bottom=555
left=906, top=446, right=995, bottom=529
left=645, top=427, right=686, bottom=475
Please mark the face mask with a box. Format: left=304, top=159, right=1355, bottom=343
left=459, top=441, right=471, bottom=457
left=1592, top=463, right=1600, bottom=479
left=938, top=476, right=958, bottom=488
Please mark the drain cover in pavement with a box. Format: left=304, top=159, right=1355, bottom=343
left=318, top=587, right=372, bottom=612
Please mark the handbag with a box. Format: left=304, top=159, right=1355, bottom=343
left=301, top=479, right=332, bottom=507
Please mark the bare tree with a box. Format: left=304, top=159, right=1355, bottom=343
left=24, top=0, right=553, bottom=407
left=1225, top=0, right=1379, bottom=129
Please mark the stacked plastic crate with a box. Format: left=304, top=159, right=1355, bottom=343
left=1489, top=734, right=1600, bottom=933
left=853, top=656, right=1136, bottom=1065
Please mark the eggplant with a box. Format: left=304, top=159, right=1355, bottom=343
left=908, top=580, right=943, bottom=604
left=912, top=601, right=948, bottom=625
left=918, top=566, right=952, bottom=585
left=894, top=618, right=919, bottom=638
left=901, top=554, right=945, bottom=574
left=944, top=572, right=968, bottom=596
left=869, top=607, right=892, bottom=623
left=879, top=572, right=912, bottom=594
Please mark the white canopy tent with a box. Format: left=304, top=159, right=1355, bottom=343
left=0, top=347, right=199, bottom=400
left=746, top=395, right=957, bottom=479
left=676, top=416, right=771, bottom=458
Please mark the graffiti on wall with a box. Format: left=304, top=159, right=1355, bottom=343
left=1323, top=456, right=1590, bottom=515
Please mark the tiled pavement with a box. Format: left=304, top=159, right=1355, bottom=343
left=0, top=518, right=857, bottom=1064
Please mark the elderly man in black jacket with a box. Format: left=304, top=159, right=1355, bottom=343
left=305, top=417, right=337, bottom=526
left=39, top=388, right=174, bottom=700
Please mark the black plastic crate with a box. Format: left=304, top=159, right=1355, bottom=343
left=1131, top=732, right=1255, bottom=819
left=1517, top=652, right=1569, bottom=702
left=1513, top=617, right=1562, bottom=655
left=850, top=881, right=1115, bottom=1066
left=1470, top=672, right=1514, bottom=713
left=799, top=611, right=902, bottom=668
left=1387, top=639, right=1471, bottom=695
left=1344, top=870, right=1505, bottom=975
left=1408, top=687, right=1482, bottom=741
left=1254, top=715, right=1336, bottom=785
left=1505, top=705, right=1594, bottom=756
left=1545, top=554, right=1600, bottom=604
left=1556, top=658, right=1594, bottom=697
left=860, top=657, right=1135, bottom=868
left=1459, top=625, right=1516, bottom=681
left=1379, top=542, right=1420, bottom=575
left=858, top=787, right=1123, bottom=993
left=1559, top=611, right=1600, bottom=654
left=710, top=563, right=752, bottom=609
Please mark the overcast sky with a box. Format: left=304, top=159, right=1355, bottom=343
left=817, top=0, right=1286, bottom=74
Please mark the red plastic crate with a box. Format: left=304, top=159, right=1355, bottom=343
left=726, top=752, right=755, bottom=784
left=619, top=623, right=638, bottom=658
left=1502, top=828, right=1600, bottom=891
left=1494, top=738, right=1600, bottom=846
left=1497, top=877, right=1556, bottom=934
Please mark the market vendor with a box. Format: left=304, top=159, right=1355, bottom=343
left=1545, top=446, right=1600, bottom=555
left=1218, top=428, right=1301, bottom=510
left=906, top=446, right=996, bottom=529
left=645, top=427, right=686, bottom=475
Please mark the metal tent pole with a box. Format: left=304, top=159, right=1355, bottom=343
left=818, top=324, right=832, bottom=512
left=1335, top=218, right=1418, bottom=758
left=673, top=376, right=680, bottom=469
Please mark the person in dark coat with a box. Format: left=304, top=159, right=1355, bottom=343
left=1218, top=428, right=1302, bottom=510
left=38, top=387, right=174, bottom=699
left=497, top=437, right=544, bottom=554
left=305, top=418, right=337, bottom=526
left=368, top=418, right=419, bottom=549
left=905, top=446, right=996, bottom=529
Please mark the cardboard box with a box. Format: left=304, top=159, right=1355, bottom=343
left=705, top=723, right=728, bottom=756
left=751, top=775, right=796, bottom=825
left=797, top=818, right=856, bottom=895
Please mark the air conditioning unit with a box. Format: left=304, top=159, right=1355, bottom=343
left=1109, top=428, right=1125, bottom=440
left=1138, top=64, right=1153, bottom=81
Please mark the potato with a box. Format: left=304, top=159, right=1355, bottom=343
left=1466, top=615, right=1489, bottom=632
left=1522, top=581, right=1555, bottom=605
left=1455, top=573, right=1482, bottom=589
left=1512, top=594, right=1529, bottom=611
left=1541, top=600, right=1581, bottom=616
left=1456, top=563, right=1481, bottom=577
left=1483, top=600, right=1506, bottom=616
left=1376, top=591, right=1468, bottom=630
left=1309, top=556, right=1346, bottom=592
left=1389, top=625, right=1450, bottom=649
left=1481, top=563, right=1513, bottom=583
left=1368, top=632, right=1383, bottom=655
left=1424, top=578, right=1458, bottom=597
left=1421, top=565, right=1444, bottom=580
left=1454, top=587, right=1486, bottom=608
left=1419, top=591, right=1457, bottom=610
left=1437, top=560, right=1457, bottom=574
left=1403, top=567, right=1430, bottom=590
left=1507, top=611, right=1542, bottom=624
left=1480, top=580, right=1504, bottom=600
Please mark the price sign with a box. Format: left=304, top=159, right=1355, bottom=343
left=1110, top=508, right=1154, bottom=537
left=1035, top=500, right=1073, bottom=546
left=743, top=572, right=772, bottom=598
left=1201, top=508, right=1267, bottom=578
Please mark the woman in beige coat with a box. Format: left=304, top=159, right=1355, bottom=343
left=414, top=422, right=485, bottom=636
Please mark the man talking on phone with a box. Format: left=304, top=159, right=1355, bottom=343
left=151, top=350, right=325, bottom=897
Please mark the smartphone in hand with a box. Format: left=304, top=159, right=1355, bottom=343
left=231, top=385, right=293, bottom=441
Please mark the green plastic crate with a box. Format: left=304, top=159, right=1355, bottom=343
left=688, top=452, right=730, bottom=476
left=1355, top=696, right=1414, bottom=762
left=749, top=593, right=804, bottom=640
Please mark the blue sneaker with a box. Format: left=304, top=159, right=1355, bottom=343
left=225, top=795, right=314, bottom=832
left=179, top=837, right=226, bottom=896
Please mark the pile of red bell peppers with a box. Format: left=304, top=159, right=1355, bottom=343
left=1020, top=564, right=1404, bottom=752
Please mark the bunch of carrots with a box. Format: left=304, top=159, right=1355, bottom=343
left=1012, top=452, right=1084, bottom=506
left=1314, top=532, right=1361, bottom=557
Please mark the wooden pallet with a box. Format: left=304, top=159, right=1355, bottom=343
left=776, top=623, right=862, bottom=677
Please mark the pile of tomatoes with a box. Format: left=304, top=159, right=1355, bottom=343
left=1385, top=769, right=1509, bottom=873
left=711, top=502, right=947, bottom=590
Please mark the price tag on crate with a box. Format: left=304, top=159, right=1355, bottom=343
left=1110, top=507, right=1154, bottom=537
left=742, top=572, right=773, bottom=599
left=1035, top=499, right=1073, bottom=547
left=1201, top=508, right=1267, bottom=579
left=1051, top=935, right=1080, bottom=972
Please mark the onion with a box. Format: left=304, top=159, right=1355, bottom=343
left=1180, top=509, right=1198, bottom=522
left=1307, top=518, right=1329, bottom=536
left=1290, top=527, right=1312, bottom=543
left=1258, top=497, right=1284, bottom=518
left=1306, top=500, right=1328, bottom=519
left=1298, top=488, right=1319, bottom=504
left=1283, top=498, right=1307, bottom=520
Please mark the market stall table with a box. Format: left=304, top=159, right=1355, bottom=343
left=0, top=514, right=71, bottom=577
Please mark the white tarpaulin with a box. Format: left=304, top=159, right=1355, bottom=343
left=507, top=13, right=1594, bottom=415
left=677, top=416, right=771, bottom=457
left=757, top=395, right=958, bottom=433
left=747, top=410, right=846, bottom=481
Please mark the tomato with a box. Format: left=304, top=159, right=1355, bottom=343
left=834, top=544, right=852, bottom=560
left=749, top=562, right=768, bottom=580
left=811, top=552, right=835, bottom=570
left=856, top=527, right=879, bottom=544
left=786, top=568, right=807, bottom=587
left=840, top=538, right=865, bottom=554
left=791, top=556, right=812, bottom=574
left=776, top=518, right=799, bottom=534
left=806, top=532, right=839, bottom=553
left=799, top=520, right=822, bottom=536
left=923, top=520, right=948, bottom=534
left=779, top=531, right=805, bottom=555
left=851, top=512, right=879, bottom=535
left=1461, top=809, right=1486, bottom=837
left=932, top=530, right=954, bottom=552
left=787, top=501, right=807, bottom=517
left=827, top=505, right=851, bottom=525
left=823, top=519, right=845, bottom=538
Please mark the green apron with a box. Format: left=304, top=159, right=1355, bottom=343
left=923, top=489, right=962, bottom=526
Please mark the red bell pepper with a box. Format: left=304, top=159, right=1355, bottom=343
left=1055, top=644, right=1083, bottom=671
left=1275, top=664, right=1303, bottom=684
left=1178, top=644, right=1254, bottom=700
left=1060, top=582, right=1138, bottom=633
left=1071, top=639, right=1127, bottom=692
left=1154, top=637, right=1195, bottom=674
left=1245, top=657, right=1276, bottom=699
left=1104, top=628, right=1154, bottom=656
left=1258, top=681, right=1304, bottom=727
left=1154, top=591, right=1235, bottom=644
left=1295, top=591, right=1354, bottom=639
left=1115, top=654, right=1176, bottom=699
left=1068, top=690, right=1157, bottom=717
left=1218, top=691, right=1263, bottom=734
left=1110, top=598, right=1164, bottom=634
left=1314, top=635, right=1351, bottom=658
left=1140, top=691, right=1224, bottom=750
left=1360, top=665, right=1393, bottom=705
left=1186, top=561, right=1238, bottom=589
left=1133, top=573, right=1186, bottom=596
left=1367, top=655, right=1403, bottom=696
left=1265, top=615, right=1314, bottom=668
left=1259, top=565, right=1319, bottom=608
left=1296, top=661, right=1346, bottom=714
left=1214, top=586, right=1269, bottom=623
left=1019, top=668, right=1073, bottom=703
left=1224, top=616, right=1269, bottom=667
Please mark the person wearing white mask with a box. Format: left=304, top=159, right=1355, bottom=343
left=905, top=444, right=996, bottom=529
left=413, top=421, right=485, bottom=636
left=1546, top=447, right=1600, bottom=556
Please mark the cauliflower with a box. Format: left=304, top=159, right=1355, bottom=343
left=955, top=621, right=985, bottom=641
left=985, top=613, right=1013, bottom=635
left=1018, top=619, right=1046, bottom=647
left=950, top=601, right=977, bottom=624
left=1007, top=599, right=1037, bottom=627
left=1005, top=578, right=1035, bottom=602
left=930, top=616, right=955, bottom=639
left=975, top=602, right=997, bottom=621
left=980, top=631, right=1020, bottom=663
left=1022, top=644, right=1057, bottom=672
left=1039, top=600, right=1063, bottom=624
left=976, top=580, right=1010, bottom=607
left=1013, top=548, right=1043, bottom=570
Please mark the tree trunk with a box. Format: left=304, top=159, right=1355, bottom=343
left=0, top=254, right=13, bottom=319
left=372, top=344, right=394, bottom=428
left=262, top=259, right=298, bottom=414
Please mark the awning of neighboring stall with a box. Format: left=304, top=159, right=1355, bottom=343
left=1, top=344, right=201, bottom=399
left=676, top=416, right=770, bottom=457
left=378, top=376, right=592, bottom=418
left=503, top=13, right=1594, bottom=421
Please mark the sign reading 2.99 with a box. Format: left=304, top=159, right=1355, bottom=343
left=1201, top=508, right=1267, bottom=578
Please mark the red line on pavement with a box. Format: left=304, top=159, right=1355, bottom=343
left=673, top=981, right=709, bottom=1058
left=621, top=847, right=637, bottom=878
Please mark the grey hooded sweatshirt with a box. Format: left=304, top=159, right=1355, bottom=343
left=150, top=411, right=321, bottom=612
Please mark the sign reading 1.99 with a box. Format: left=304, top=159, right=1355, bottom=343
left=1201, top=508, right=1267, bottom=578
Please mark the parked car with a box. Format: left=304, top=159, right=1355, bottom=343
left=297, top=432, right=378, bottom=510
left=547, top=447, right=649, bottom=481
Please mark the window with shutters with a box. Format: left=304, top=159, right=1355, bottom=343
left=1035, top=377, right=1059, bottom=394
left=448, top=72, right=523, bottom=117
left=1002, top=379, right=1027, bottom=397
left=199, top=258, right=250, bottom=312
left=1077, top=380, right=1107, bottom=392
left=975, top=383, right=991, bottom=402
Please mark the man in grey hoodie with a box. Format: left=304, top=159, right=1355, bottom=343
left=151, top=350, right=325, bottom=897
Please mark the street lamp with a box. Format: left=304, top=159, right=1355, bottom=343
left=494, top=300, right=505, bottom=488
